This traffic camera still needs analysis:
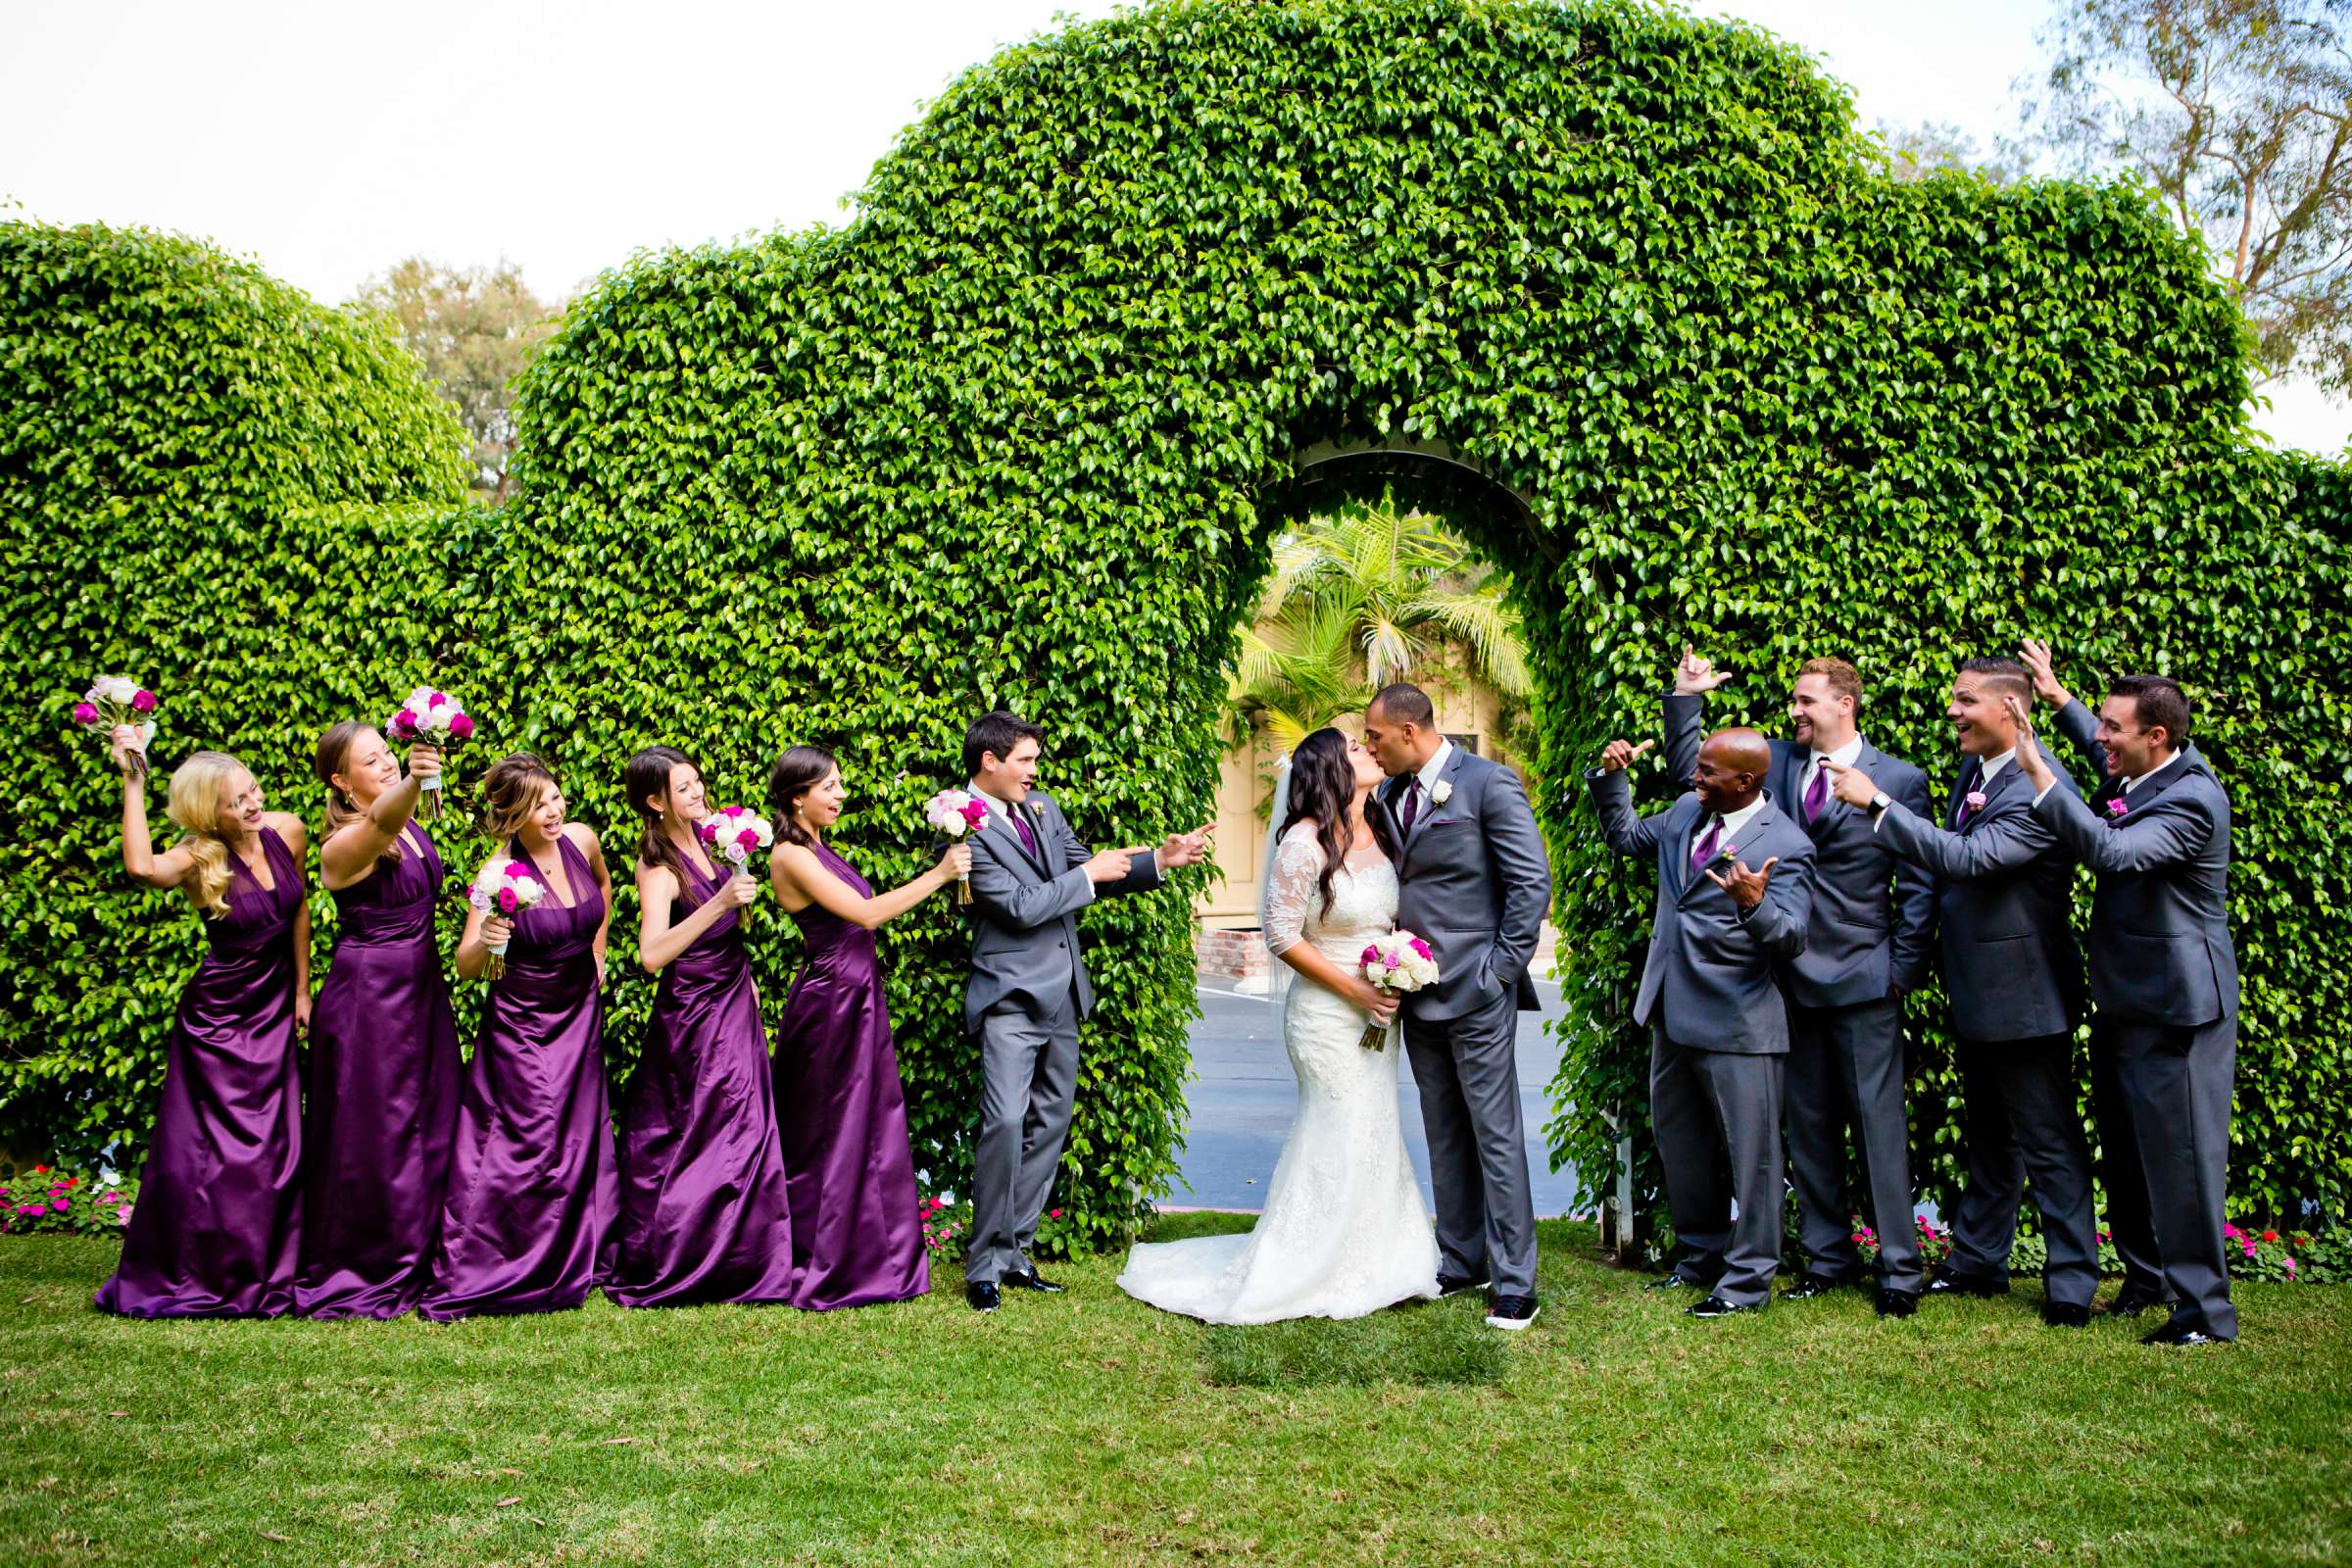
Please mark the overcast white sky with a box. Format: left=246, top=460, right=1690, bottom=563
left=4, top=0, right=2340, bottom=451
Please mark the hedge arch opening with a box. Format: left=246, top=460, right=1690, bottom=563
left=1267, top=434, right=1544, bottom=571
left=15, top=0, right=2348, bottom=1247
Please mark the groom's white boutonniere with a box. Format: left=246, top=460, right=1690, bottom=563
left=1430, top=780, right=1453, bottom=806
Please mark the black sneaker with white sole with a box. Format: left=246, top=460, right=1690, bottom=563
left=1485, top=1295, right=1541, bottom=1330
left=1437, top=1274, right=1491, bottom=1299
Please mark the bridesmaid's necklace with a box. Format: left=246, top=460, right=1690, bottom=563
left=523, top=840, right=564, bottom=896
left=231, top=836, right=270, bottom=882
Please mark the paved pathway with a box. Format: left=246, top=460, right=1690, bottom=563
left=1169, top=980, right=1588, bottom=1216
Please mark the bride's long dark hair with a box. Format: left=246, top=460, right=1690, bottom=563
left=1275, top=727, right=1397, bottom=918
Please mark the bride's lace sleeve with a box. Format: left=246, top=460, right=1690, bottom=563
left=1263, top=827, right=1324, bottom=957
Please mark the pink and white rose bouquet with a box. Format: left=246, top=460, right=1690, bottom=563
left=924, top=788, right=990, bottom=905
left=74, top=675, right=159, bottom=777
left=384, top=685, right=474, bottom=818
left=1355, top=930, right=1439, bottom=1051
left=698, top=806, right=774, bottom=921
left=467, top=858, right=547, bottom=979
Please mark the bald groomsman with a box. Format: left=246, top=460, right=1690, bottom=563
left=1589, top=725, right=1817, bottom=1319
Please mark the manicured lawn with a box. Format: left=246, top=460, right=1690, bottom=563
left=3, top=1215, right=2346, bottom=1566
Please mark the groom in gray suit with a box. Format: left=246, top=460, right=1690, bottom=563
left=957, top=710, right=1209, bottom=1313
left=1362, top=684, right=1553, bottom=1330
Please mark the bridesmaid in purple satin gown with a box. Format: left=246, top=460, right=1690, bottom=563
left=766, top=745, right=967, bottom=1309
left=420, top=753, right=617, bottom=1321
left=97, top=734, right=310, bottom=1317
left=294, top=721, right=461, bottom=1318
left=607, top=746, right=798, bottom=1307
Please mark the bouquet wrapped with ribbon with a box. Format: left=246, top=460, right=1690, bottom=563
left=467, top=858, right=546, bottom=979
left=924, top=788, right=989, bottom=906
left=1355, top=930, right=1439, bottom=1051
left=74, top=676, right=160, bottom=777
left=697, top=806, right=774, bottom=923
left=384, top=686, right=474, bottom=819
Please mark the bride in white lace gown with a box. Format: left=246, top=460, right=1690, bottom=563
left=1118, top=729, right=1440, bottom=1323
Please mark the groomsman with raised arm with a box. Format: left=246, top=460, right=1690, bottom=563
left=1822, top=658, right=2100, bottom=1327
left=1588, top=726, right=1817, bottom=1319
left=1664, top=648, right=1936, bottom=1317
left=2013, top=641, right=2239, bottom=1347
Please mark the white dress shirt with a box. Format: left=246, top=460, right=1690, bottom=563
left=1396, top=738, right=1455, bottom=828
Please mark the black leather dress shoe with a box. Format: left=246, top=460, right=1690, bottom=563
left=2041, top=1300, right=2092, bottom=1328
left=1875, top=1288, right=1920, bottom=1319
left=2107, top=1287, right=2165, bottom=1318
left=1686, top=1294, right=1763, bottom=1319
left=965, top=1281, right=1001, bottom=1313
left=1924, top=1266, right=2009, bottom=1298
left=1643, top=1273, right=1705, bottom=1293
left=1781, top=1272, right=1857, bottom=1301
left=2143, top=1316, right=2224, bottom=1347
left=1437, top=1274, right=1491, bottom=1298
left=1003, top=1267, right=1064, bottom=1294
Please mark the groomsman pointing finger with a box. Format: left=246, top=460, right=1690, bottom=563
left=1588, top=723, right=1817, bottom=1319
left=1824, top=659, right=2099, bottom=1326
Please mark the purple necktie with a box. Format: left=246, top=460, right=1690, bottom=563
left=1398, top=779, right=1422, bottom=837
left=1011, top=808, right=1039, bottom=860
left=1690, top=816, right=1721, bottom=878
left=1803, top=762, right=1829, bottom=823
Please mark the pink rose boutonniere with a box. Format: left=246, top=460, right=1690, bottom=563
left=1965, top=791, right=1988, bottom=812
left=2104, top=797, right=2130, bottom=818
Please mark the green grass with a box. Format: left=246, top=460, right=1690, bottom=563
left=3, top=1213, right=2347, bottom=1566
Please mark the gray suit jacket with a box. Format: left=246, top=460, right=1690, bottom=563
left=960, top=790, right=1160, bottom=1030
left=1373, top=749, right=1551, bottom=1021
left=2033, top=701, right=2237, bottom=1030
left=1663, top=694, right=1936, bottom=1007
left=1588, top=768, right=1817, bottom=1054
left=1875, top=743, right=2084, bottom=1044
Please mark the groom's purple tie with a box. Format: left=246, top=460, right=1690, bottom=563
left=1397, top=778, right=1422, bottom=837
left=1690, top=816, right=1721, bottom=878
left=1803, top=761, right=1829, bottom=823
left=1010, top=808, right=1039, bottom=859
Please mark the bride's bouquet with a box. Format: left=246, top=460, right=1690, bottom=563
left=924, top=788, right=989, bottom=906
left=73, top=675, right=160, bottom=777
left=384, top=686, right=474, bottom=819
left=1355, top=930, right=1439, bottom=1051
left=468, top=858, right=547, bottom=979
left=698, top=805, right=773, bottom=923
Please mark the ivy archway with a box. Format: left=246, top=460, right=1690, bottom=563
left=14, top=0, right=2346, bottom=1242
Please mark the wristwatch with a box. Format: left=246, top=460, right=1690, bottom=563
left=1869, top=792, right=1892, bottom=816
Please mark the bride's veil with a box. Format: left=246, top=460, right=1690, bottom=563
left=1253, top=755, right=1294, bottom=1008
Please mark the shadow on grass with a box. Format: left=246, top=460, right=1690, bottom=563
left=1202, top=1296, right=1507, bottom=1390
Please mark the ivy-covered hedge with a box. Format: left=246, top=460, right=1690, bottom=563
left=8, top=1, right=2348, bottom=1245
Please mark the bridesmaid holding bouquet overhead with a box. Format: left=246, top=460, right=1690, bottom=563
left=97, top=733, right=309, bottom=1318
left=607, top=746, right=798, bottom=1308
left=420, top=754, right=617, bottom=1321
left=767, top=746, right=968, bottom=1309
left=294, top=721, right=462, bottom=1319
